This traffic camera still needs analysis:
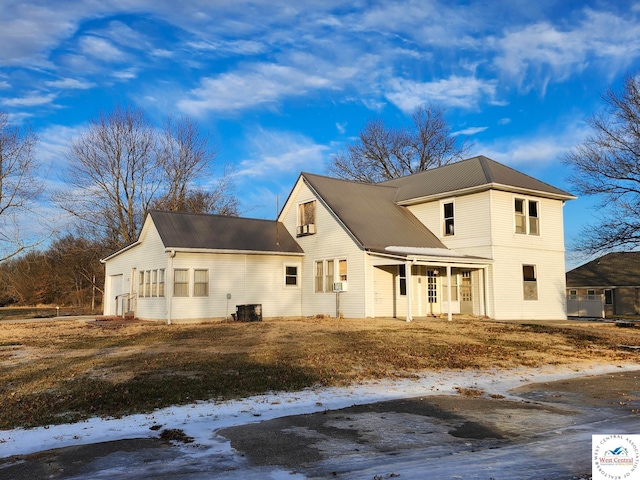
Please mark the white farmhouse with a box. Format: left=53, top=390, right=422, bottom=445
left=102, top=155, right=575, bottom=323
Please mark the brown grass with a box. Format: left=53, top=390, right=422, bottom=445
left=0, top=316, right=638, bottom=429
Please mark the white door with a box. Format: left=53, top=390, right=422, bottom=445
left=106, top=274, right=124, bottom=316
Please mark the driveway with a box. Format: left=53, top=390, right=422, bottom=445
left=1, top=367, right=639, bottom=479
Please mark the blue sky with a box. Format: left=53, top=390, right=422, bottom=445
left=2, top=0, right=640, bottom=268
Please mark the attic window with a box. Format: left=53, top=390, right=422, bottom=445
left=297, top=201, right=316, bottom=236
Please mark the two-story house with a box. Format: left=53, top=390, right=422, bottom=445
left=102, top=155, right=575, bottom=323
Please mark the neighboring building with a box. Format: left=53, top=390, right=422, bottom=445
left=103, top=155, right=576, bottom=323
left=566, top=252, right=640, bottom=318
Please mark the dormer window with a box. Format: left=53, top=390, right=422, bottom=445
left=297, top=200, right=316, bottom=236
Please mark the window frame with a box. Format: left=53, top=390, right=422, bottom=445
left=399, top=264, right=407, bottom=296
left=173, top=268, right=189, bottom=297
left=604, top=289, right=613, bottom=305
left=515, top=197, right=540, bottom=236
left=193, top=269, right=209, bottom=297
left=297, top=200, right=316, bottom=236
left=284, top=263, right=300, bottom=287
left=314, top=260, right=324, bottom=293
left=442, top=200, right=455, bottom=237
left=522, top=264, right=538, bottom=301
left=158, top=269, right=165, bottom=297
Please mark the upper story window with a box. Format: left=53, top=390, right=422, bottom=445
left=297, top=200, right=316, bottom=236
left=443, top=201, right=454, bottom=236
left=515, top=198, right=539, bottom=235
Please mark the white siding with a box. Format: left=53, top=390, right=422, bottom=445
left=281, top=180, right=367, bottom=318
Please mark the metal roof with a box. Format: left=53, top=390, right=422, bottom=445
left=150, top=210, right=304, bottom=254
left=301, top=173, right=448, bottom=251
left=566, top=252, right=640, bottom=287
left=380, top=155, right=576, bottom=203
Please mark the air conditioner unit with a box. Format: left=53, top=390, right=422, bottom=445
left=333, top=281, right=347, bottom=292
left=296, top=223, right=316, bottom=236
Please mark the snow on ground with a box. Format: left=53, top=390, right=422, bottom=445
left=1, top=362, right=636, bottom=462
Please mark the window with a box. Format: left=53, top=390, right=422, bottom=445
left=145, top=270, right=151, bottom=298
left=587, top=289, right=597, bottom=300
left=325, top=259, right=334, bottom=292
left=152, top=270, right=158, bottom=297
left=569, top=289, right=577, bottom=300
left=139, top=271, right=145, bottom=297
left=523, top=265, right=538, bottom=300
left=315, top=261, right=324, bottom=293
left=158, top=269, right=165, bottom=297
left=297, top=201, right=316, bottom=236
left=443, top=201, right=454, bottom=236
left=174, top=269, right=189, bottom=297
left=399, top=264, right=407, bottom=296
left=285, top=265, right=299, bottom=286
left=193, top=269, right=209, bottom=297
left=605, top=289, right=613, bottom=305
left=442, top=272, right=458, bottom=301
left=338, top=259, right=347, bottom=281
left=515, top=198, right=539, bottom=235
left=427, top=270, right=437, bottom=303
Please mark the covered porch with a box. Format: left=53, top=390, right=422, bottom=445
left=368, top=247, right=493, bottom=321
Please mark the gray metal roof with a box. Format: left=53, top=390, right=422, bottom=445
left=301, top=173, right=448, bottom=251
left=150, top=210, right=304, bottom=254
left=380, top=155, right=576, bottom=203
left=566, top=252, right=640, bottom=287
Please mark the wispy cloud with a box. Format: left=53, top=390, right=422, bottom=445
left=385, top=76, right=498, bottom=112
left=45, top=78, right=95, bottom=89
left=236, top=128, right=329, bottom=178
left=79, top=35, right=127, bottom=62
left=453, top=126, right=488, bottom=136
left=3, top=92, right=57, bottom=107
left=178, top=63, right=336, bottom=115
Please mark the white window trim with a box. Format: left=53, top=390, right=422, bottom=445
left=193, top=269, right=210, bottom=297
left=514, top=196, right=541, bottom=236
left=522, top=264, right=538, bottom=301
left=284, top=263, right=301, bottom=288
left=441, top=199, right=455, bottom=237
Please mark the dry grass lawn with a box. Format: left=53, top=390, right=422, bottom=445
left=0, top=316, right=638, bottom=430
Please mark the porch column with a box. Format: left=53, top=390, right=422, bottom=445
left=446, top=265, right=452, bottom=322
left=406, top=260, right=413, bottom=322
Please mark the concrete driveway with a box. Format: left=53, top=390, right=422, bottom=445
left=1, top=368, right=639, bottom=479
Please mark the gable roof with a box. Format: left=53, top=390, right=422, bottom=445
left=566, top=252, right=640, bottom=287
left=301, top=173, right=448, bottom=252
left=150, top=210, right=304, bottom=254
left=379, top=155, right=576, bottom=204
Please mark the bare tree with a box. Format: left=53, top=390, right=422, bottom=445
left=152, top=116, right=239, bottom=216
left=56, top=105, right=238, bottom=251
left=563, top=71, right=640, bottom=254
left=0, top=111, right=47, bottom=262
left=55, top=105, right=162, bottom=250
left=327, top=104, right=471, bottom=183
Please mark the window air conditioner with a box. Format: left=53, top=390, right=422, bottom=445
left=333, top=281, right=347, bottom=292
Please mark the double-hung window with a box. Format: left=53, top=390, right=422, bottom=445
left=173, top=269, right=189, bottom=297
left=515, top=198, right=539, bottom=235
left=523, top=265, right=538, bottom=300
left=285, top=265, right=299, bottom=286
left=193, top=269, right=209, bottom=297
left=443, top=201, right=454, bottom=236
left=314, top=261, right=324, bottom=293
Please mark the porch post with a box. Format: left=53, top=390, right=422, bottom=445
left=406, top=260, right=413, bottom=322
left=446, top=265, right=452, bottom=322
left=483, top=266, right=490, bottom=318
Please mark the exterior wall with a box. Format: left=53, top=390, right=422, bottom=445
left=104, top=218, right=303, bottom=322
left=103, top=222, right=168, bottom=319
left=168, top=252, right=302, bottom=323
left=408, top=189, right=568, bottom=320
left=281, top=180, right=367, bottom=318
left=488, top=191, right=568, bottom=320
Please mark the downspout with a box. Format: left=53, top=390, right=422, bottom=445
left=406, top=260, right=413, bottom=322
left=166, top=249, right=176, bottom=325
left=446, top=265, right=453, bottom=322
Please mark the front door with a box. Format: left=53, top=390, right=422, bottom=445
left=460, top=271, right=473, bottom=314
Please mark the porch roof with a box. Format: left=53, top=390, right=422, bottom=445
left=368, top=245, right=493, bottom=267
